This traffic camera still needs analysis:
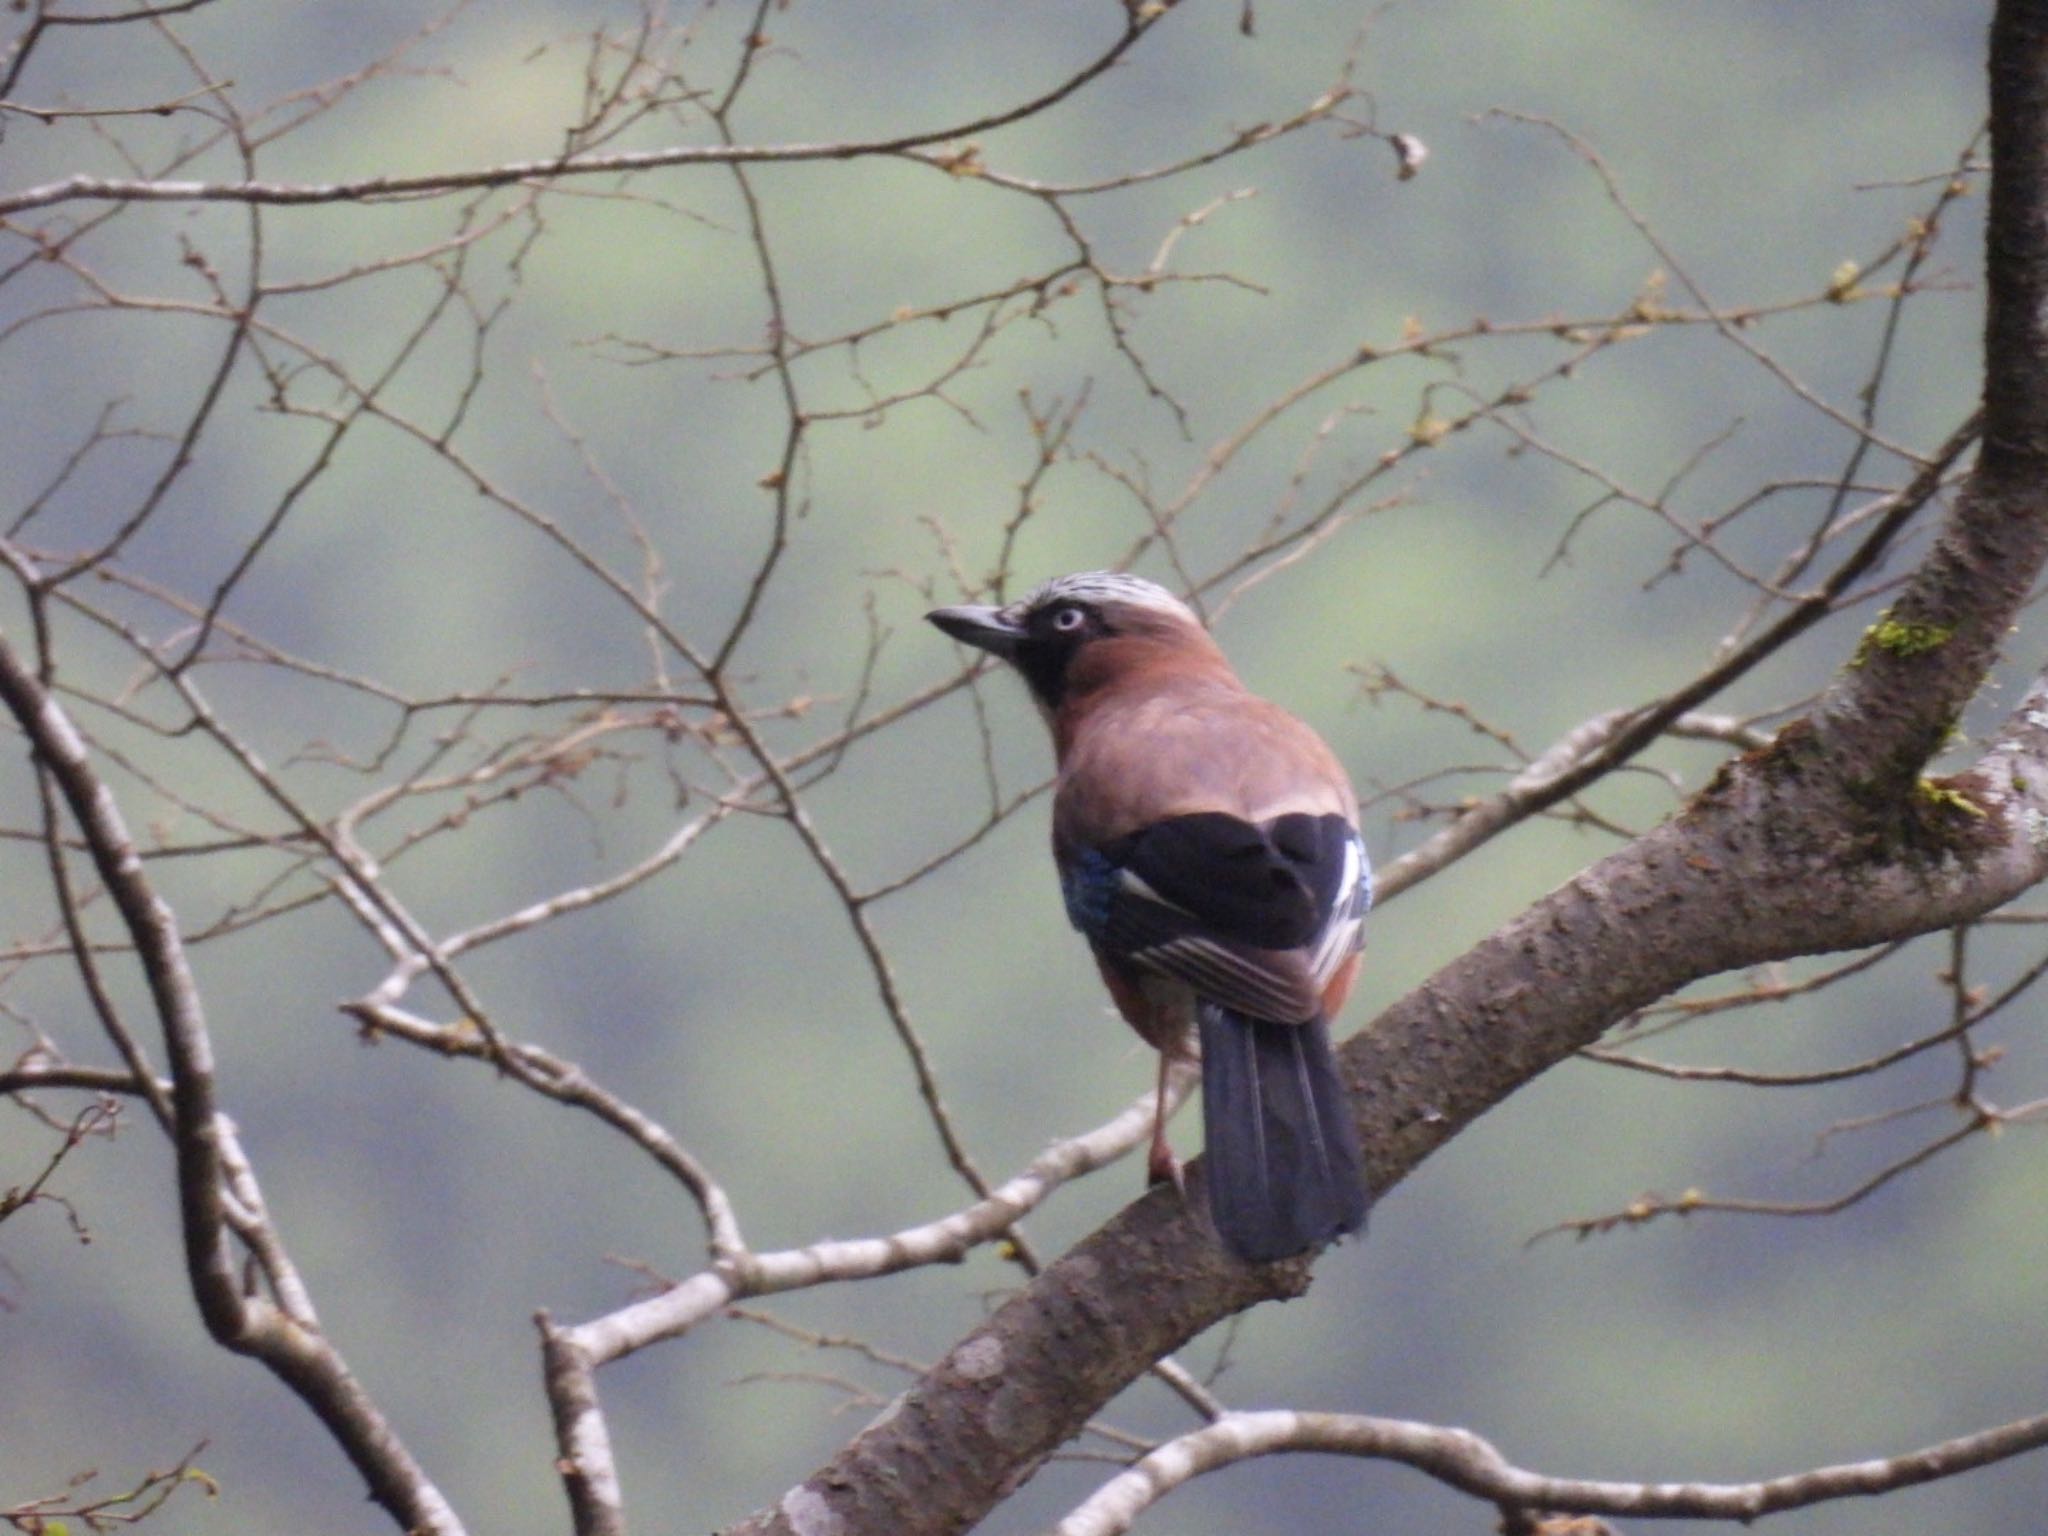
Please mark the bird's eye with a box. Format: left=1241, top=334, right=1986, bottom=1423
left=1052, top=605, right=1088, bottom=633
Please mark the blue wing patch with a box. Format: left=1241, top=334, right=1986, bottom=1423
left=1060, top=846, right=1118, bottom=939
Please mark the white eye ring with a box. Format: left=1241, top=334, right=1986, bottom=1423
left=1052, top=606, right=1087, bottom=632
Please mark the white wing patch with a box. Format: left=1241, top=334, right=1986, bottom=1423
left=1307, top=833, right=1367, bottom=989
left=1116, top=866, right=1198, bottom=916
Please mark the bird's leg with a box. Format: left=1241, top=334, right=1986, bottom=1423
left=1146, top=1052, right=1185, bottom=1196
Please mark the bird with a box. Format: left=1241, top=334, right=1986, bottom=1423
left=927, top=571, right=1370, bottom=1262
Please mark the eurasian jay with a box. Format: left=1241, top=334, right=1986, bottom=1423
left=928, top=572, right=1369, bottom=1263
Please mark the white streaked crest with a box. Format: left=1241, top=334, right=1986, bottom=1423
left=1008, top=571, right=1197, bottom=625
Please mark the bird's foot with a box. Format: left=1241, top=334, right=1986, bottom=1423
left=1147, top=1144, right=1186, bottom=1198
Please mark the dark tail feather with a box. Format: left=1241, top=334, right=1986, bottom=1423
left=1198, top=1003, right=1368, bottom=1263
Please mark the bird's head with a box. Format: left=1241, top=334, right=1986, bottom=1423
left=926, top=572, right=1220, bottom=712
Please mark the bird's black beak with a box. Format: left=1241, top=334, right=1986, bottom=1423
left=926, top=603, right=1027, bottom=660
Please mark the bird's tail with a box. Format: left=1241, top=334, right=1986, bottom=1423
left=1197, top=1003, right=1368, bottom=1263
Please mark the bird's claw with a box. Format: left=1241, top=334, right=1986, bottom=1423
left=1147, top=1146, right=1187, bottom=1198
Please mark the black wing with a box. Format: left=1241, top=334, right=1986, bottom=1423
left=1082, top=811, right=1364, bottom=1023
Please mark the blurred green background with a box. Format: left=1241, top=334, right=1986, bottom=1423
left=4, top=2, right=2040, bottom=1533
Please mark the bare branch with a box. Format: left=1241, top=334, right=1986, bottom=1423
left=1052, top=1405, right=2048, bottom=1535
left=0, top=12, right=1167, bottom=217
left=0, top=620, right=464, bottom=1536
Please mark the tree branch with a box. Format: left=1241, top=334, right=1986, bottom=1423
left=1051, top=1405, right=2048, bottom=1534
left=0, top=10, right=1165, bottom=217
left=0, top=619, right=465, bottom=1536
